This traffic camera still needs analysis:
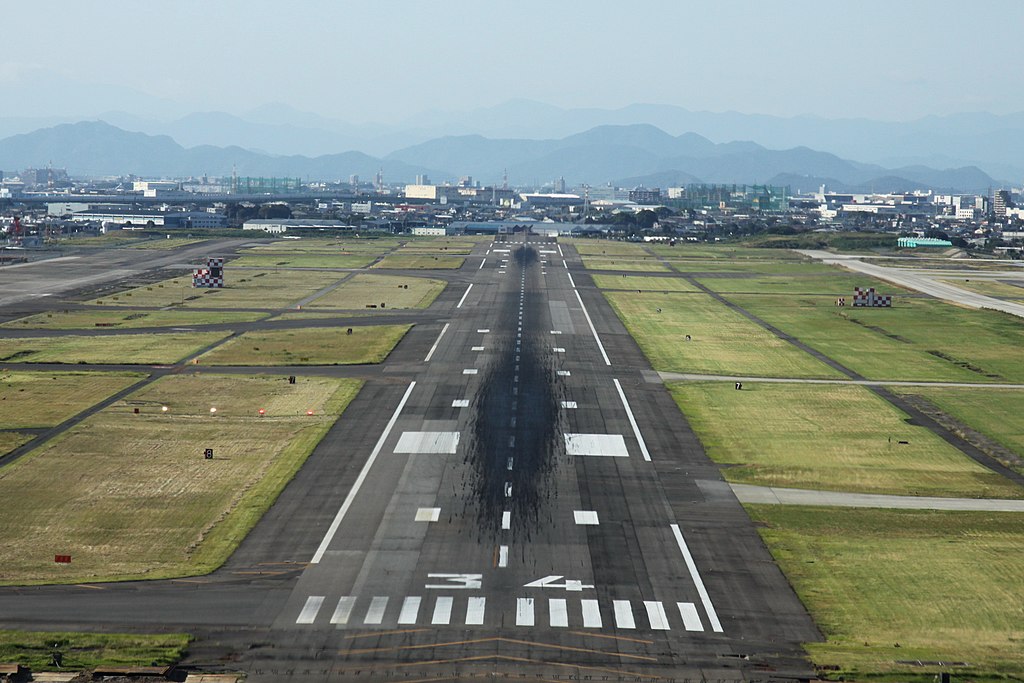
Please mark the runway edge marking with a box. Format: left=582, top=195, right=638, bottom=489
left=573, top=288, right=611, bottom=366
left=424, top=322, right=450, bottom=362
left=670, top=523, right=724, bottom=632
left=311, top=381, right=417, bottom=563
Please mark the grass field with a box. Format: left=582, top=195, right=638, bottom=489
left=0, top=373, right=361, bottom=584
left=198, top=325, right=410, bottom=365
left=668, top=381, right=1024, bottom=498
left=0, top=332, right=228, bottom=365
left=306, top=274, right=446, bottom=309
left=580, top=257, right=672, bottom=272
left=603, top=291, right=841, bottom=377
left=892, top=386, right=1024, bottom=467
left=730, top=293, right=1024, bottom=382
left=590, top=274, right=699, bottom=292
left=748, top=505, right=1024, bottom=682
left=670, top=260, right=838, bottom=275
left=89, top=271, right=342, bottom=309
left=646, top=244, right=807, bottom=260
left=931, top=277, right=1024, bottom=299
left=568, top=240, right=651, bottom=256
left=228, top=254, right=376, bottom=269
left=0, top=371, right=143, bottom=427
left=3, top=309, right=267, bottom=330
left=372, top=254, right=464, bottom=269
left=240, top=238, right=401, bottom=255
left=696, top=273, right=904, bottom=294
left=0, top=630, right=189, bottom=670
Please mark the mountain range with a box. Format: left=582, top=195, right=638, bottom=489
left=0, top=120, right=1003, bottom=193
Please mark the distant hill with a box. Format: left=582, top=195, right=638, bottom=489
left=0, top=121, right=441, bottom=181
left=0, top=120, right=1001, bottom=193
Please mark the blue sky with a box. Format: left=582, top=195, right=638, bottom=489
left=3, top=0, right=1022, bottom=122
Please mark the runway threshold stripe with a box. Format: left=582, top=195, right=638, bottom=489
left=613, top=379, right=651, bottom=461
left=398, top=596, right=421, bottom=624
left=466, top=597, right=486, bottom=625
left=365, top=596, right=389, bottom=624
left=331, top=596, right=357, bottom=624
left=581, top=599, right=602, bottom=628
left=671, top=524, right=724, bottom=632
left=457, top=283, right=474, bottom=308
left=549, top=598, right=569, bottom=628
left=677, top=602, right=704, bottom=631
left=574, top=289, right=611, bottom=365
left=432, top=597, right=453, bottom=624
left=311, top=381, right=417, bottom=563
left=297, top=595, right=324, bottom=624
left=613, top=600, right=635, bottom=629
left=644, top=601, right=670, bottom=630
left=423, top=322, right=450, bottom=362
left=516, top=598, right=535, bottom=626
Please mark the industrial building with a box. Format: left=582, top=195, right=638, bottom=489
left=242, top=218, right=353, bottom=234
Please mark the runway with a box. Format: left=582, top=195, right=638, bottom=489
left=0, top=235, right=819, bottom=681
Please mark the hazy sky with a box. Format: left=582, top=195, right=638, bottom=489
left=3, top=0, right=1023, bottom=122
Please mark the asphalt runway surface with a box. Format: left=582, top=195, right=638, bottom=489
left=0, top=236, right=819, bottom=682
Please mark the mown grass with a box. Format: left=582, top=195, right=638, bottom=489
left=88, top=271, right=342, bottom=310
left=3, top=309, right=267, bottom=330
left=0, top=374, right=361, bottom=584
left=240, top=238, right=401, bottom=255
left=670, top=260, right=838, bottom=275
left=647, top=244, right=807, bottom=260
left=697, top=273, right=904, bottom=294
left=580, top=257, right=671, bottom=272
left=568, top=240, right=651, bottom=256
left=0, top=332, right=228, bottom=365
left=668, top=381, right=1024, bottom=498
left=892, top=386, right=1024, bottom=469
left=730, top=293, right=1024, bottom=382
left=0, top=630, right=189, bottom=670
left=932, top=277, right=1024, bottom=299
left=590, top=274, right=699, bottom=292
left=603, top=291, right=840, bottom=378
left=372, top=254, right=464, bottom=269
left=228, top=254, right=376, bottom=269
left=198, top=325, right=410, bottom=365
left=748, top=505, right=1024, bottom=682
left=0, top=371, right=143, bottom=427
left=307, top=274, right=446, bottom=309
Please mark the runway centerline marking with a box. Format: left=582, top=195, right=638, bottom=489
left=613, top=379, right=652, bottom=462
left=573, top=289, right=610, bottom=365
left=501, top=511, right=511, bottom=529
left=423, top=322, right=450, bottom=362
left=456, top=284, right=474, bottom=308
left=311, top=381, right=416, bottom=563
left=671, top=523, right=724, bottom=632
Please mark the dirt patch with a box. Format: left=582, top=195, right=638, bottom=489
left=925, top=350, right=1001, bottom=378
